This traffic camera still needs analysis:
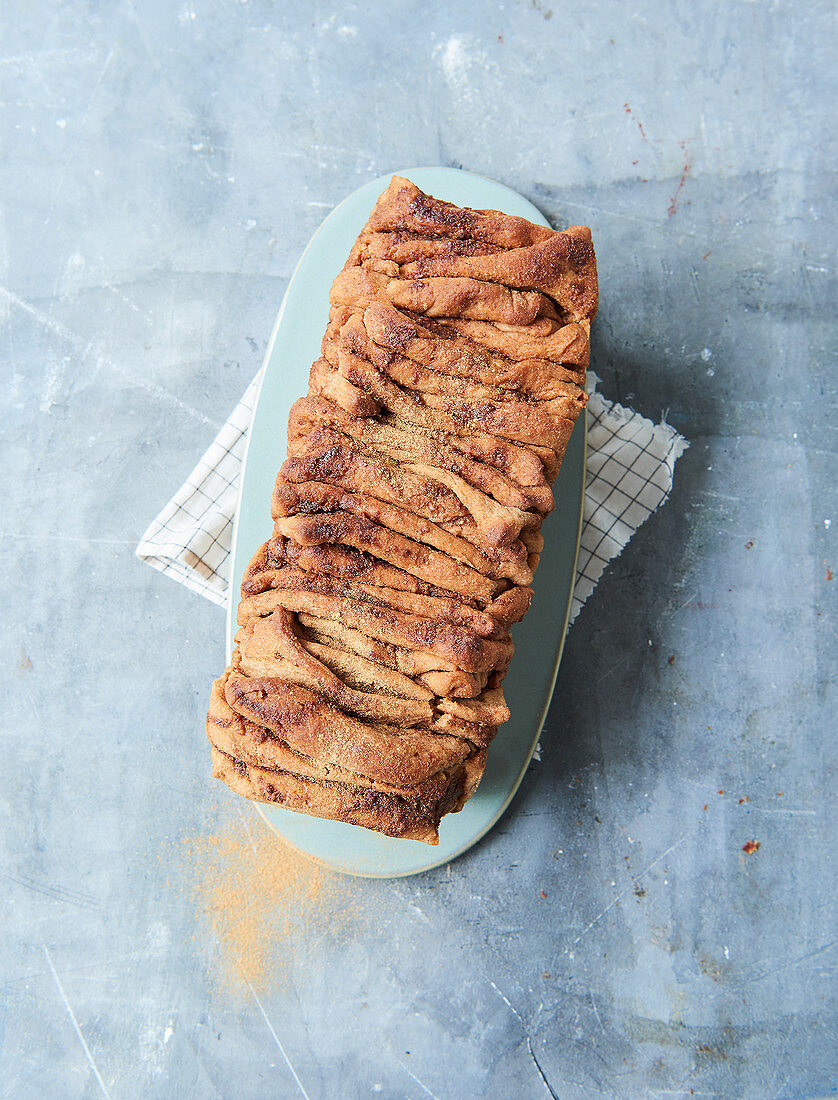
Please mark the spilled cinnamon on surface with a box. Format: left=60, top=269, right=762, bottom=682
left=180, top=811, right=355, bottom=993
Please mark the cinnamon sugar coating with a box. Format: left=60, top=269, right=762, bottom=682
left=207, top=177, right=597, bottom=844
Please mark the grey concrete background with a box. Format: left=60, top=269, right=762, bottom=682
left=2, top=1, right=835, bottom=1097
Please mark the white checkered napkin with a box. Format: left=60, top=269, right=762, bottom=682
left=136, top=371, right=262, bottom=604
left=569, top=377, right=689, bottom=624
left=136, top=372, right=688, bottom=614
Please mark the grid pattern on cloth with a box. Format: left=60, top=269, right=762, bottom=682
left=136, top=371, right=262, bottom=604
left=136, top=372, right=688, bottom=615
left=569, top=380, right=688, bottom=624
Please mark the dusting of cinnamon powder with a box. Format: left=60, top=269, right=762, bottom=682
left=179, top=812, right=356, bottom=993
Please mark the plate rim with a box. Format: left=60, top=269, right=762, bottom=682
left=224, top=166, right=586, bottom=878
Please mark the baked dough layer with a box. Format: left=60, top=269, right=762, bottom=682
left=207, top=177, right=597, bottom=844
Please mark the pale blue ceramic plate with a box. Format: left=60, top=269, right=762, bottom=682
left=226, top=167, right=586, bottom=878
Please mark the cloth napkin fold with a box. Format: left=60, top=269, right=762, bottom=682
left=136, top=372, right=688, bottom=622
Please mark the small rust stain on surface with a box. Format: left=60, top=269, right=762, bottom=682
left=667, top=143, right=692, bottom=216
left=745, top=540, right=754, bottom=549
left=742, top=839, right=760, bottom=855
left=623, top=102, right=649, bottom=142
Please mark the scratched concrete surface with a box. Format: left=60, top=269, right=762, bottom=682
left=2, top=1, right=836, bottom=1097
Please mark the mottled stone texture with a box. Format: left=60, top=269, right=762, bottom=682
left=1, top=2, right=835, bottom=1098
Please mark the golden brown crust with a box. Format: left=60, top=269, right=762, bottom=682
left=207, top=677, right=470, bottom=803
left=223, top=672, right=473, bottom=788
left=207, top=177, right=597, bottom=843
left=365, top=176, right=556, bottom=250
left=209, top=746, right=458, bottom=844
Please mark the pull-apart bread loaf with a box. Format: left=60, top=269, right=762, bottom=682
left=207, top=176, right=597, bottom=843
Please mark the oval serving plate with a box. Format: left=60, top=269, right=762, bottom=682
left=227, top=167, right=586, bottom=878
